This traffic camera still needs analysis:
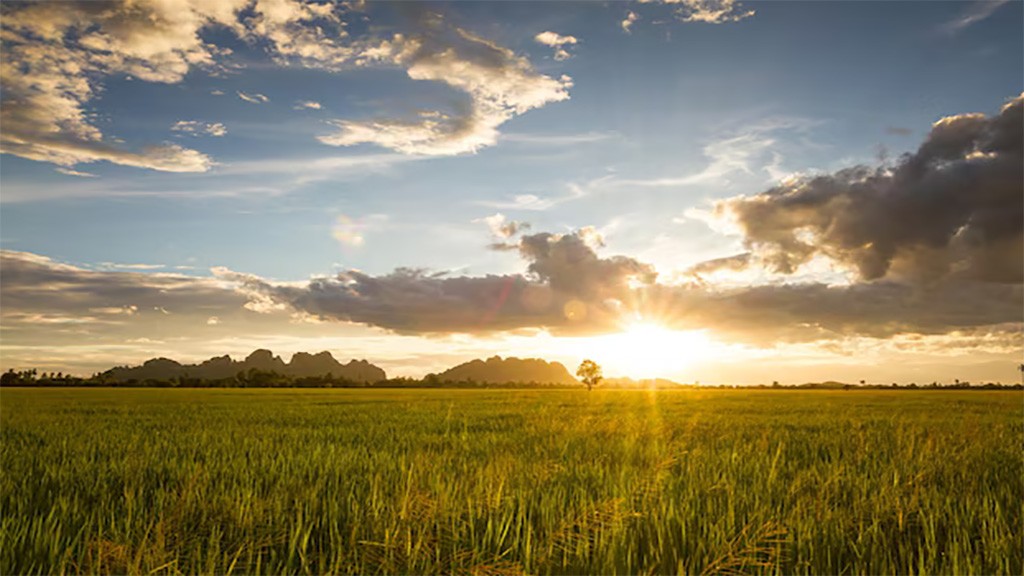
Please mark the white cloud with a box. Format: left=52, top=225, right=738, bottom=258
left=55, top=167, right=97, bottom=178
left=319, top=27, right=572, bottom=156
left=237, top=91, right=270, bottom=104
left=294, top=100, right=322, bottom=110
left=172, top=121, right=228, bottom=137
left=0, top=0, right=247, bottom=172
left=1, top=1, right=572, bottom=172
left=534, top=31, right=578, bottom=61
left=639, top=0, right=754, bottom=24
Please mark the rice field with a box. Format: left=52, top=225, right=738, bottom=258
left=1, top=388, right=1021, bottom=575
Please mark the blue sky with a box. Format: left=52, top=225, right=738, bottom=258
left=1, top=0, right=1021, bottom=382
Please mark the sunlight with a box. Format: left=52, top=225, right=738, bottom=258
left=582, top=321, right=715, bottom=380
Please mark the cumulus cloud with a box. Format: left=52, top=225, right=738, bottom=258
left=637, top=0, right=753, bottom=24
left=216, top=229, right=654, bottom=334
left=2, top=1, right=569, bottom=170
left=534, top=31, right=578, bottom=61
left=213, top=221, right=1022, bottom=344
left=0, top=0, right=247, bottom=172
left=237, top=91, right=270, bottom=104
left=172, top=121, right=227, bottom=137
left=643, top=0, right=754, bottom=23
left=707, top=94, right=1023, bottom=285
left=318, top=25, right=572, bottom=156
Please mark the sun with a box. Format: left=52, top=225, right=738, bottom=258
left=582, top=321, right=715, bottom=380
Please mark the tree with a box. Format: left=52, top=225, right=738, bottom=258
left=576, top=359, right=602, bottom=392
left=1018, top=363, right=1024, bottom=387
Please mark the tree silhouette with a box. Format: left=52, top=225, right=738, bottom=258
left=1018, top=363, right=1024, bottom=387
left=576, top=359, right=602, bottom=392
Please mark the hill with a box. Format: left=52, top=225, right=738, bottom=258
left=103, top=349, right=386, bottom=383
left=431, top=356, right=578, bottom=385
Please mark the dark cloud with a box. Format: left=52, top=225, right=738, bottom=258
left=647, top=280, right=1022, bottom=343
left=714, top=94, right=1023, bottom=284
left=221, top=230, right=656, bottom=335
left=220, top=225, right=1021, bottom=342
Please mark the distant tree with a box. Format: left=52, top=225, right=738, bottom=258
left=1, top=369, right=18, bottom=387
left=1018, top=363, right=1024, bottom=387
left=576, top=359, right=603, bottom=392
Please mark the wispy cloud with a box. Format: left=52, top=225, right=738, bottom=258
left=237, top=91, right=270, bottom=104
left=940, top=0, right=1009, bottom=34
left=500, top=131, right=617, bottom=146
left=478, top=182, right=589, bottom=212
left=294, top=100, right=322, bottom=110
left=55, top=167, right=97, bottom=178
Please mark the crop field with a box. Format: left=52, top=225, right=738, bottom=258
left=1, top=388, right=1021, bottom=575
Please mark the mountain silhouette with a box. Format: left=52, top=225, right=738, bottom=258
left=432, top=356, right=578, bottom=385
left=103, top=349, right=385, bottom=383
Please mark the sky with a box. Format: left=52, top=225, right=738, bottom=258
left=1, top=0, right=1021, bottom=384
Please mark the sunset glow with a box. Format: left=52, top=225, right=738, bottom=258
left=0, top=0, right=1020, bottom=385
left=581, top=321, right=716, bottom=380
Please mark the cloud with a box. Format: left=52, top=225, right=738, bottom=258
left=707, top=94, right=1023, bottom=284
left=0, top=0, right=246, bottom=172
left=612, top=117, right=818, bottom=189
left=237, top=91, right=270, bottom=104
left=479, top=182, right=589, bottom=212
left=622, top=11, right=640, bottom=33
left=318, top=24, right=572, bottom=156
left=215, top=222, right=1021, bottom=344
left=294, top=100, right=322, bottom=110
left=940, top=0, right=1009, bottom=34
left=2, top=1, right=569, bottom=170
left=55, top=167, right=97, bottom=178
left=219, top=229, right=656, bottom=335
left=639, top=0, right=754, bottom=24
left=241, top=0, right=355, bottom=70
left=534, top=31, right=578, bottom=61
left=476, top=213, right=530, bottom=241
left=172, top=121, right=228, bottom=137
left=683, top=252, right=752, bottom=277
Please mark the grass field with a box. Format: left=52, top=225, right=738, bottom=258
left=1, top=388, right=1021, bottom=575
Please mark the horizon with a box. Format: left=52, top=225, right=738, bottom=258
left=1, top=0, right=1022, bottom=386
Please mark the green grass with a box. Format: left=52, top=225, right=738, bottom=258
left=1, top=388, right=1021, bottom=575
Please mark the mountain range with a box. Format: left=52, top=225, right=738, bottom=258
left=430, top=356, right=578, bottom=385
left=103, top=349, right=386, bottom=383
